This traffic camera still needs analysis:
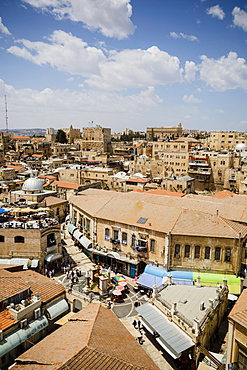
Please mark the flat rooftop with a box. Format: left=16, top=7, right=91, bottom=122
left=158, top=284, right=220, bottom=323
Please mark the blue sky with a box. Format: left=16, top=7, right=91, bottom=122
left=0, top=0, right=247, bottom=133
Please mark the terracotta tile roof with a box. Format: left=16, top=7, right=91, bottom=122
left=32, top=154, right=43, bottom=158
left=6, top=165, right=24, bottom=171
left=12, top=271, right=65, bottom=304
left=146, top=189, right=184, bottom=197
left=213, top=190, right=234, bottom=198
left=228, top=289, right=247, bottom=328
left=70, top=190, right=247, bottom=237
left=0, top=276, right=29, bottom=302
left=59, top=346, right=153, bottom=370
left=0, top=309, right=17, bottom=330
left=13, top=136, right=31, bottom=140
left=52, top=181, right=81, bottom=189
left=13, top=303, right=158, bottom=370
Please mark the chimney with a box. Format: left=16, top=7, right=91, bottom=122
left=171, top=302, right=177, bottom=316
left=167, top=274, right=173, bottom=285
left=196, top=276, right=201, bottom=287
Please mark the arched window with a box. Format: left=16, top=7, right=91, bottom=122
left=0, top=235, right=4, bottom=242
left=14, top=236, right=24, bottom=243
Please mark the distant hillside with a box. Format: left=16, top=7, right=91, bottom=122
left=1, top=128, right=55, bottom=137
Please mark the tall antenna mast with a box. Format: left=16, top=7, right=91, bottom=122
left=5, top=95, right=8, bottom=133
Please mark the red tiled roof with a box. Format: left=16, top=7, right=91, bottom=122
left=32, top=154, right=43, bottom=158
left=12, top=271, right=65, bottom=304
left=146, top=189, right=184, bottom=197
left=0, top=276, right=29, bottom=302
left=13, top=136, right=31, bottom=140
left=213, top=190, right=234, bottom=198
left=228, top=289, right=247, bottom=328
left=13, top=303, right=159, bottom=370
left=52, top=181, right=81, bottom=189
left=39, top=175, right=57, bottom=180
left=0, top=309, right=17, bottom=330
left=6, top=165, right=24, bottom=171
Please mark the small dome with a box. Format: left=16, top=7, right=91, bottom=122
left=235, top=143, right=247, bottom=151
left=22, top=177, right=43, bottom=192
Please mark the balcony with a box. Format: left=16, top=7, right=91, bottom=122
left=110, top=239, right=120, bottom=245
left=188, top=168, right=211, bottom=175
left=7, top=295, right=41, bottom=321
left=189, top=160, right=208, bottom=166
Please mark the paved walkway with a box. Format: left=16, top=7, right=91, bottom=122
left=56, top=230, right=176, bottom=370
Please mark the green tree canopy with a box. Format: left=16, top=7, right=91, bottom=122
left=56, top=129, right=68, bottom=143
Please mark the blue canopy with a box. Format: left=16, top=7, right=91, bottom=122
left=136, top=273, right=164, bottom=290
left=0, top=208, right=9, bottom=214
left=144, top=264, right=167, bottom=278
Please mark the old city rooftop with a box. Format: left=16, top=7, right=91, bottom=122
left=11, top=303, right=159, bottom=370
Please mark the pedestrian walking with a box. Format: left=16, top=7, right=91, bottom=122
left=132, top=319, right=137, bottom=328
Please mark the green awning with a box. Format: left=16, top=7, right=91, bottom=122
left=0, top=315, right=48, bottom=358
left=46, top=299, right=69, bottom=320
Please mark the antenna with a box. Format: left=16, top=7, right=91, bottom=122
left=5, top=95, right=8, bottom=133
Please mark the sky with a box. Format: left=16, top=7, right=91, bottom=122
left=0, top=0, right=247, bottom=133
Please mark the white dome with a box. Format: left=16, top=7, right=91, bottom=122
left=115, top=171, right=127, bottom=178
left=235, top=143, right=247, bottom=150
left=22, top=177, right=43, bottom=192
left=133, top=173, right=144, bottom=178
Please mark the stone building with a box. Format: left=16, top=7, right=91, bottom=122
left=68, top=189, right=247, bottom=278
left=79, top=125, right=111, bottom=153
left=0, top=269, right=68, bottom=370
left=137, top=278, right=228, bottom=368
left=206, top=131, right=247, bottom=151
left=45, top=127, right=56, bottom=142
left=146, top=123, right=182, bottom=141
left=61, top=125, right=81, bottom=144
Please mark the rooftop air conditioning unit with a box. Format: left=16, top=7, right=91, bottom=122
left=34, top=308, right=41, bottom=319
left=20, top=319, right=28, bottom=329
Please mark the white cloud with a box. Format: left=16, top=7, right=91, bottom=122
left=206, top=5, right=225, bottom=20
left=183, top=94, right=201, bottom=103
left=0, top=79, right=163, bottom=130
left=22, top=0, right=136, bottom=39
left=8, top=30, right=106, bottom=76
left=170, top=32, right=198, bottom=41
left=184, top=61, right=198, bottom=82
left=7, top=32, right=183, bottom=90
left=86, top=46, right=183, bottom=90
left=232, top=7, right=247, bottom=32
left=0, top=17, right=11, bottom=35
left=199, top=52, right=247, bottom=91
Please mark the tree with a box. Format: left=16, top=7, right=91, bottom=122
left=56, top=129, right=68, bottom=143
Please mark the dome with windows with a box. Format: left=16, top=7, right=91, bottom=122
left=235, top=143, right=247, bottom=151
left=22, top=177, right=43, bottom=193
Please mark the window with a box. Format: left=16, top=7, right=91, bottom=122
left=122, top=232, right=127, bottom=245
left=194, top=246, right=200, bottom=259
left=215, top=247, right=221, bottom=261
left=174, top=244, right=180, bottom=258
left=131, top=234, right=136, bottom=247
left=113, top=229, right=119, bottom=240
left=105, top=228, right=110, bottom=241
left=14, top=236, right=24, bottom=243
left=150, top=239, right=155, bottom=253
left=205, top=246, right=210, bottom=259
left=47, top=233, right=56, bottom=248
left=225, top=248, right=231, bottom=262
left=0, top=235, right=4, bottom=242
left=184, top=245, right=190, bottom=258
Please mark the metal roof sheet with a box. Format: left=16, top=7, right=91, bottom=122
left=136, top=303, right=194, bottom=358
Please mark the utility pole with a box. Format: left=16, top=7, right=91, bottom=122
left=5, top=95, right=8, bottom=133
